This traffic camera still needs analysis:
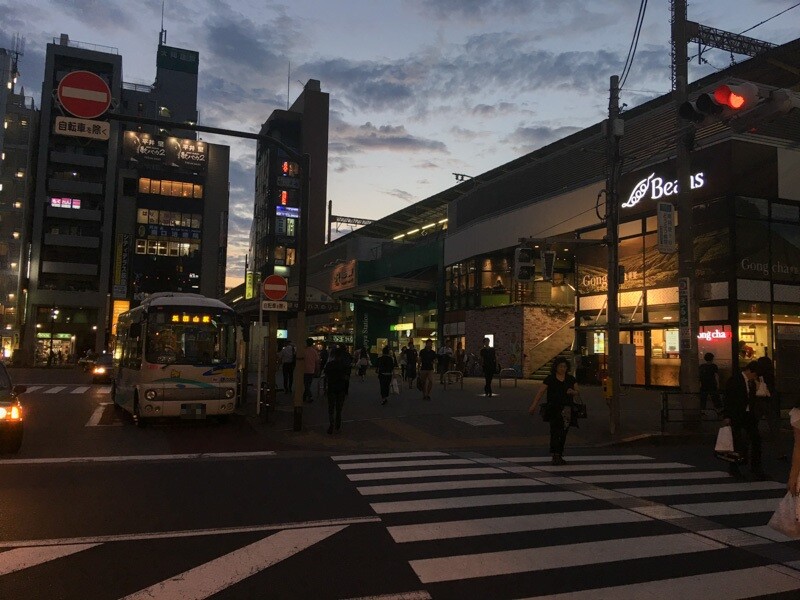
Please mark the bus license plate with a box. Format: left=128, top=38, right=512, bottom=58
left=180, top=403, right=206, bottom=419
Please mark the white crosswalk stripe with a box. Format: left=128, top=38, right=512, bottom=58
left=331, top=451, right=800, bottom=599
left=16, top=384, right=112, bottom=395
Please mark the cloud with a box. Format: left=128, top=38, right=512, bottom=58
left=504, top=124, right=583, bottom=153
left=47, top=0, right=137, bottom=30
left=413, top=0, right=560, bottom=22
left=383, top=188, right=417, bottom=204
left=330, top=120, right=448, bottom=156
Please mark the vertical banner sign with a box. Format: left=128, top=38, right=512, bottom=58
left=245, top=271, right=254, bottom=299
left=657, top=202, right=677, bottom=254
left=541, top=250, right=557, bottom=281
left=678, top=277, right=692, bottom=350
left=112, top=234, right=130, bottom=299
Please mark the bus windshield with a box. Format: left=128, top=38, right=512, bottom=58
left=144, top=310, right=236, bottom=366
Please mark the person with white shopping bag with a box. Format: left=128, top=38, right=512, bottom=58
left=722, top=361, right=766, bottom=480
left=767, top=402, right=800, bottom=538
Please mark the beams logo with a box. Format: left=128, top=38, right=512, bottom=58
left=622, top=172, right=705, bottom=208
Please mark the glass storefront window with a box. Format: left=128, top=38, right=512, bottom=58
left=650, top=328, right=680, bottom=386
left=736, top=197, right=769, bottom=219
left=698, top=325, right=733, bottom=384
left=738, top=302, right=770, bottom=365
left=193, top=184, right=203, bottom=198
left=138, top=178, right=151, bottom=194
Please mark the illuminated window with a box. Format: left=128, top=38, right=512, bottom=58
left=137, top=209, right=148, bottom=224
left=191, top=215, right=201, bottom=229
left=193, top=184, right=203, bottom=198
left=150, top=180, right=161, bottom=194
left=13, top=201, right=22, bottom=209
left=182, top=182, right=193, bottom=198
left=135, top=239, right=146, bottom=254
left=168, top=242, right=180, bottom=256
left=138, top=178, right=151, bottom=194
left=148, top=210, right=159, bottom=225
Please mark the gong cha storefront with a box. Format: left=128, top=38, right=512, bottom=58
left=574, top=140, right=800, bottom=390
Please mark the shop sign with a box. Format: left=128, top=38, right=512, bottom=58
left=622, top=172, right=705, bottom=209
left=331, top=260, right=356, bottom=292
left=698, top=329, right=729, bottom=341
left=678, top=277, right=692, bottom=350
left=113, top=234, right=130, bottom=299
left=328, top=334, right=353, bottom=344
left=123, top=131, right=207, bottom=172
left=390, top=323, right=413, bottom=332
left=739, top=258, right=800, bottom=277
left=54, top=116, right=110, bottom=140
left=656, top=202, right=676, bottom=254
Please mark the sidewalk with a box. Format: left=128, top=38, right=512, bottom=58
left=238, top=373, right=682, bottom=452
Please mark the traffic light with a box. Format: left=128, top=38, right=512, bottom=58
left=513, top=247, right=534, bottom=282
left=541, top=250, right=557, bottom=281
left=679, top=82, right=761, bottom=124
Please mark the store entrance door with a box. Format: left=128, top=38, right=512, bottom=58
left=619, top=330, right=646, bottom=385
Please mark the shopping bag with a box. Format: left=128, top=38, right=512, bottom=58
left=390, top=378, right=400, bottom=395
left=768, top=493, right=800, bottom=539
left=572, top=394, right=587, bottom=419
left=714, top=425, right=746, bottom=464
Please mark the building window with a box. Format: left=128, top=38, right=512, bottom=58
left=137, top=178, right=202, bottom=198
left=135, top=240, right=146, bottom=254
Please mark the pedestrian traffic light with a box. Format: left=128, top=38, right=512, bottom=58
left=679, top=82, right=761, bottom=124
left=514, top=247, right=534, bottom=282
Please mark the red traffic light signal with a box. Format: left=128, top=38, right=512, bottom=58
left=712, top=83, right=759, bottom=110
left=680, top=81, right=762, bottom=124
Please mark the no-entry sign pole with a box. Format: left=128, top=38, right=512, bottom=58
left=256, top=274, right=264, bottom=417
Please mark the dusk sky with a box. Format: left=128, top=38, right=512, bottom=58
left=2, top=0, right=798, bottom=289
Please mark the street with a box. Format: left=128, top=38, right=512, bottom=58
left=1, top=369, right=799, bottom=599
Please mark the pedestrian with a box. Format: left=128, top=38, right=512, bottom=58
left=324, top=347, right=350, bottom=434
left=479, top=337, right=498, bottom=397
left=319, top=343, right=329, bottom=394
left=437, top=341, right=454, bottom=384
left=528, top=356, right=579, bottom=465
left=699, top=352, right=721, bottom=414
left=302, top=338, right=320, bottom=403
left=455, top=341, right=465, bottom=375
left=402, top=340, right=418, bottom=390
left=279, top=341, right=296, bottom=394
left=418, top=339, right=436, bottom=400
left=399, top=348, right=407, bottom=380
left=376, top=346, right=395, bottom=405
left=722, top=361, right=767, bottom=480
left=757, top=355, right=785, bottom=460
left=787, top=398, right=800, bottom=495
left=356, top=346, right=370, bottom=381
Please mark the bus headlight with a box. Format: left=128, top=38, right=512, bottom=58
left=144, top=389, right=157, bottom=401
left=224, top=388, right=235, bottom=399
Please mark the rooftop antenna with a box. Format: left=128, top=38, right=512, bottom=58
left=287, top=61, right=290, bottom=110
left=159, top=0, right=167, bottom=45
left=10, top=34, right=24, bottom=85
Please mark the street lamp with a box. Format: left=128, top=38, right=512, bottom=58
left=47, top=308, right=59, bottom=367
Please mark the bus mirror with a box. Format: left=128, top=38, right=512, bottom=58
left=130, top=323, right=142, bottom=338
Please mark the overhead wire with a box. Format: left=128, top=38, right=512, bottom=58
left=620, top=0, right=648, bottom=89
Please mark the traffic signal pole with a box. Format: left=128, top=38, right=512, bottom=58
left=605, top=75, right=622, bottom=436
left=673, top=0, right=701, bottom=396
left=292, top=154, right=311, bottom=431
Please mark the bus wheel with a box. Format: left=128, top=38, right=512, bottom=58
left=133, top=397, right=147, bottom=428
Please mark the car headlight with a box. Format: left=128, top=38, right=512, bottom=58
left=144, top=389, right=157, bottom=400
left=0, top=405, right=21, bottom=420
left=94, top=367, right=106, bottom=374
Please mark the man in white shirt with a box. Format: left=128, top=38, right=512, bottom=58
left=279, top=341, right=296, bottom=394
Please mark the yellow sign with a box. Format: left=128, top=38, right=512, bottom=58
left=111, top=300, right=130, bottom=335
left=170, top=314, right=211, bottom=324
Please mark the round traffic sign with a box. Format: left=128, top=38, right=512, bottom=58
left=262, top=275, right=288, bottom=301
left=57, top=71, right=111, bottom=119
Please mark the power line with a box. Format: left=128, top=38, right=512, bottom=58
left=739, top=1, right=800, bottom=36
left=620, top=0, right=648, bottom=89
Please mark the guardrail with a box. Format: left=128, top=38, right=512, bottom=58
left=442, top=370, right=463, bottom=390
left=498, top=368, right=519, bottom=388
left=660, top=390, right=720, bottom=433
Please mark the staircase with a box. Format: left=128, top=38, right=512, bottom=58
left=532, top=347, right=573, bottom=381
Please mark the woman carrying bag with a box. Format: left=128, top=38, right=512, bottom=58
left=768, top=400, right=800, bottom=537
left=528, top=356, right=579, bottom=465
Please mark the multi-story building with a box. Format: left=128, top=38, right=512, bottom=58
left=20, top=33, right=229, bottom=366
left=0, top=48, right=37, bottom=362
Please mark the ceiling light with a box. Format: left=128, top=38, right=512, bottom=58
left=438, top=218, right=448, bottom=224
left=393, top=233, right=405, bottom=240
left=422, top=223, right=435, bottom=230
left=407, top=228, right=419, bottom=235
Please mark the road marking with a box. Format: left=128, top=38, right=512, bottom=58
left=20, top=385, right=42, bottom=392
left=514, top=566, right=800, bottom=599
left=72, top=386, right=90, bottom=394
left=120, top=525, right=346, bottom=600
left=0, top=543, right=100, bottom=576
left=346, top=467, right=503, bottom=482
left=370, top=491, right=589, bottom=514
left=451, top=415, right=503, bottom=426
left=85, top=405, right=105, bottom=427
left=573, top=471, right=732, bottom=483
left=742, top=525, right=798, bottom=542
left=45, top=386, right=66, bottom=394
left=672, top=498, right=781, bottom=517
left=387, top=508, right=651, bottom=543
left=338, top=458, right=473, bottom=471
left=357, top=478, right=545, bottom=496
left=97, top=386, right=112, bottom=394
left=409, top=532, right=725, bottom=583
left=0, top=516, right=380, bottom=549
left=343, top=592, right=432, bottom=600
left=0, top=451, right=278, bottom=466
left=506, top=455, right=655, bottom=463
left=695, top=527, right=774, bottom=547
left=333, top=452, right=448, bottom=462
left=616, top=481, right=785, bottom=497
left=534, top=462, right=692, bottom=472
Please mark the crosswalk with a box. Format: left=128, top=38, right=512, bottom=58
left=332, top=451, right=800, bottom=599
left=18, top=384, right=112, bottom=395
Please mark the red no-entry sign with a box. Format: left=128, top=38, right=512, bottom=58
left=57, top=71, right=111, bottom=119
left=262, top=275, right=288, bottom=301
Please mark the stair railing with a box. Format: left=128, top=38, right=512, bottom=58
left=529, top=316, right=576, bottom=353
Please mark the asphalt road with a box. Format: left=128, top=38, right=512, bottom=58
left=2, top=370, right=800, bottom=599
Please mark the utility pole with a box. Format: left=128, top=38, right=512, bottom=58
left=605, top=75, right=622, bottom=436
left=291, top=154, right=311, bottom=431
left=672, top=0, right=700, bottom=395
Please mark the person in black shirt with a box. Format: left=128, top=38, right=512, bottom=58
left=528, top=356, right=579, bottom=465
left=402, top=340, right=418, bottom=389
left=418, top=339, right=437, bottom=400
left=479, top=338, right=498, bottom=397
left=324, top=347, right=351, bottom=434
left=698, top=352, right=721, bottom=413
left=376, top=346, right=396, bottom=405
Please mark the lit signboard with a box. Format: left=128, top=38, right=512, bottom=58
left=276, top=206, right=299, bottom=219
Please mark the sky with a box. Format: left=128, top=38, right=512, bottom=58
left=2, top=0, right=798, bottom=290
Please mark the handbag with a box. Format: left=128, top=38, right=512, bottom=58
left=768, top=493, right=800, bottom=539
left=714, top=425, right=746, bottom=464
left=390, top=377, right=400, bottom=395
left=755, top=377, right=770, bottom=398
left=572, top=394, right=588, bottom=419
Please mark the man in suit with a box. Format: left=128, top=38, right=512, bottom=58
left=722, top=361, right=766, bottom=480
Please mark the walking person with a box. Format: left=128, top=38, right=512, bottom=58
left=318, top=343, right=329, bottom=394
left=418, top=339, right=436, bottom=401
left=699, top=352, right=721, bottom=415
left=302, top=338, right=320, bottom=403
left=757, top=355, right=785, bottom=460
left=356, top=346, right=370, bottom=382
left=324, top=347, right=350, bottom=434
left=722, top=361, right=767, bottom=480
left=279, top=341, right=296, bottom=394
left=787, top=399, right=800, bottom=495
left=437, top=342, right=453, bottom=384
left=376, top=346, right=396, bottom=405
left=528, top=356, right=579, bottom=465
left=479, top=337, right=498, bottom=397
left=402, top=340, right=418, bottom=390
left=399, top=348, right=407, bottom=380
